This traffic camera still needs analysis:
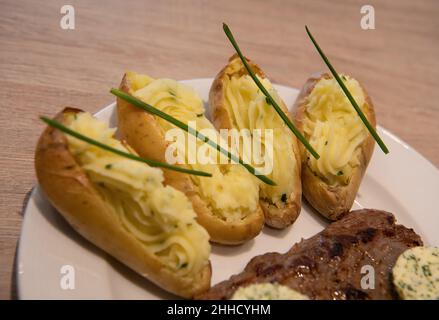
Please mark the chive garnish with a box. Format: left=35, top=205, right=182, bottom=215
left=40, top=116, right=212, bottom=177
left=222, top=23, right=320, bottom=160
left=305, top=26, right=389, bottom=154
left=111, top=88, right=276, bottom=186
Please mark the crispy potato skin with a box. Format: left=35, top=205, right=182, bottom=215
left=34, top=108, right=211, bottom=298
left=292, top=73, right=376, bottom=221
left=117, top=74, right=264, bottom=245
left=209, top=54, right=302, bottom=229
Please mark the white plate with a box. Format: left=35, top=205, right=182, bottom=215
left=17, top=78, right=439, bottom=299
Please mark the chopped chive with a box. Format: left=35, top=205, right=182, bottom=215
left=222, top=23, right=320, bottom=160
left=337, top=171, right=343, bottom=176
left=422, top=265, right=432, bottom=277
left=105, top=164, right=112, bottom=170
left=40, top=116, right=212, bottom=177
left=196, top=113, right=204, bottom=117
left=305, top=26, right=389, bottom=155
left=111, top=88, right=276, bottom=186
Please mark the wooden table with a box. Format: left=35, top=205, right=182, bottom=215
left=1, top=0, right=438, bottom=299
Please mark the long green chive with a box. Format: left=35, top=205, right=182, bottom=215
left=40, top=116, right=212, bottom=177
left=111, top=89, right=276, bottom=186
left=222, top=23, right=320, bottom=160
left=305, top=26, right=389, bottom=154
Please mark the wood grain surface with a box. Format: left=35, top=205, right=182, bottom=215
left=0, top=0, right=438, bottom=299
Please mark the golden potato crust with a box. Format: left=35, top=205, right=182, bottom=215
left=117, top=74, right=264, bottom=245
left=34, top=107, right=211, bottom=298
left=209, top=54, right=302, bottom=229
left=292, top=72, right=376, bottom=220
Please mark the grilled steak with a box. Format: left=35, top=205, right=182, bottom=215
left=198, top=209, right=423, bottom=300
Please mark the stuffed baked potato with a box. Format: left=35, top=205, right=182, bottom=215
left=292, top=72, right=376, bottom=220
left=209, top=55, right=302, bottom=229
left=35, top=108, right=211, bottom=298
left=117, top=72, right=264, bottom=245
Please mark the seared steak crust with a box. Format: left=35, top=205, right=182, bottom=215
left=198, top=209, right=422, bottom=300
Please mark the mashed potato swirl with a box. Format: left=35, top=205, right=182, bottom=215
left=222, top=58, right=297, bottom=206
left=130, top=75, right=260, bottom=223
left=303, top=76, right=367, bottom=185
left=65, top=112, right=210, bottom=276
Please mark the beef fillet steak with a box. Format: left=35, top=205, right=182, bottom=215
left=198, top=209, right=422, bottom=300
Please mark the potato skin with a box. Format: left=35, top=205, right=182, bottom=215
left=292, top=73, right=376, bottom=221
left=117, top=74, right=264, bottom=245
left=34, top=108, right=211, bottom=298
left=209, top=54, right=302, bottom=229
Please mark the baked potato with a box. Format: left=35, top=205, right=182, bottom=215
left=292, top=72, right=376, bottom=220
left=209, top=54, right=302, bottom=229
left=117, top=72, right=264, bottom=245
left=35, top=108, right=211, bottom=298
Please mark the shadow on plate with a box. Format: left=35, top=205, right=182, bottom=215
left=211, top=238, right=256, bottom=256
left=31, top=186, right=177, bottom=299
left=300, top=199, right=332, bottom=226
left=106, top=258, right=178, bottom=300
left=33, top=187, right=106, bottom=258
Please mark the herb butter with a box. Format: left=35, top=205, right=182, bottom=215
left=231, top=283, right=309, bottom=300
left=392, top=246, right=439, bottom=300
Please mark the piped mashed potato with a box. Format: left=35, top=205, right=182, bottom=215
left=127, top=72, right=260, bottom=223
left=303, top=76, right=367, bottom=185
left=64, top=112, right=210, bottom=276
left=222, top=57, right=297, bottom=207
left=231, top=283, right=309, bottom=300
left=392, top=246, right=439, bottom=300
